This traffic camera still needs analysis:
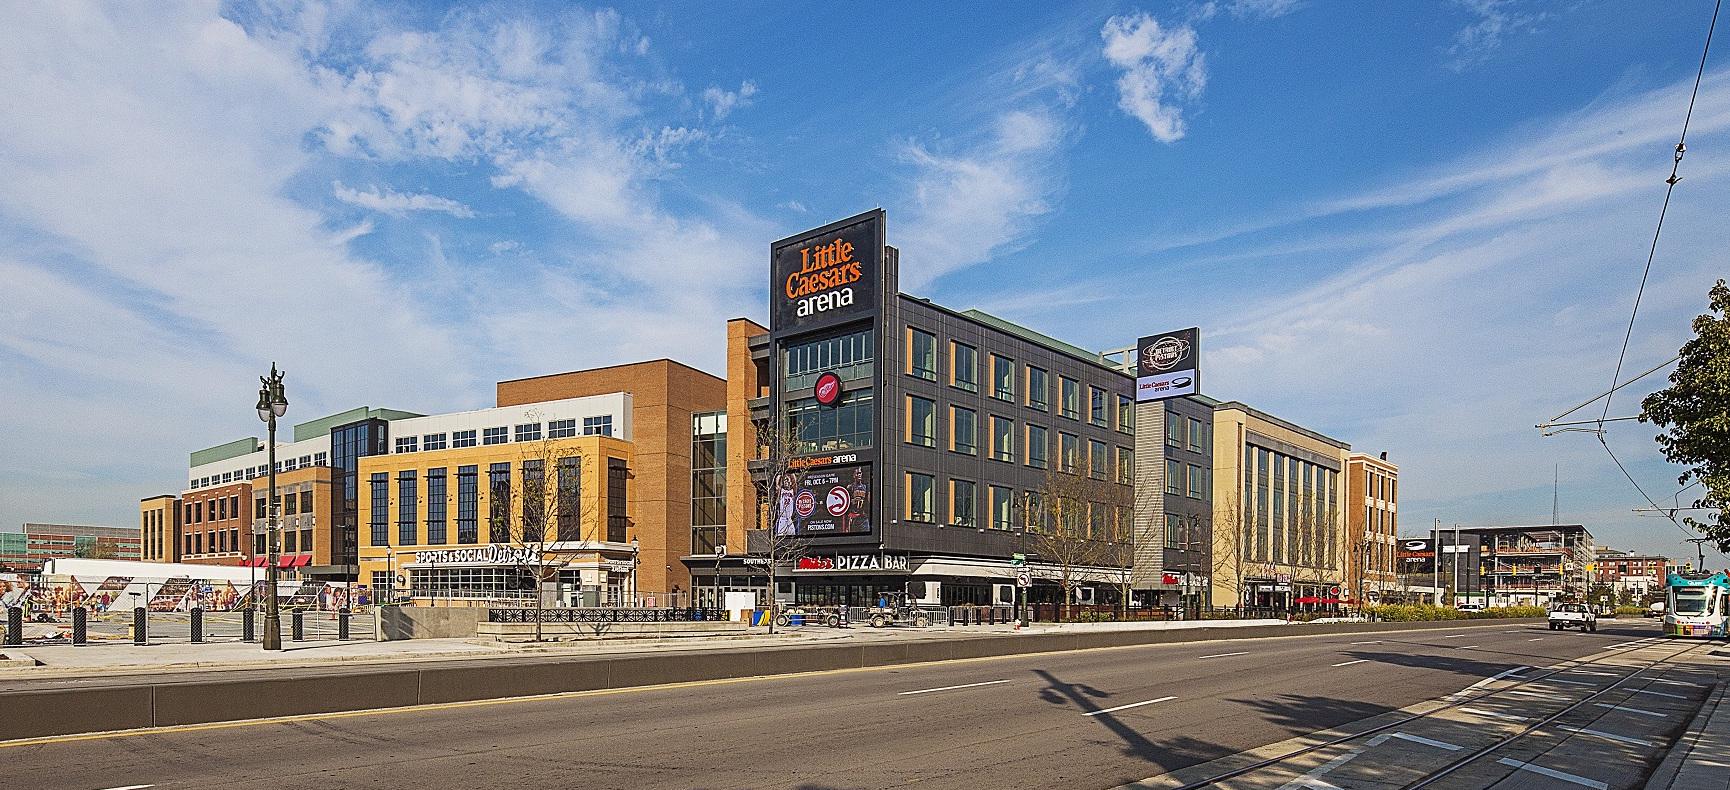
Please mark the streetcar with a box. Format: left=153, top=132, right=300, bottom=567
left=1662, top=571, right=1729, bottom=638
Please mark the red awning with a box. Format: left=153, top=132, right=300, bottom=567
left=293, top=555, right=313, bottom=567
left=275, top=556, right=294, bottom=569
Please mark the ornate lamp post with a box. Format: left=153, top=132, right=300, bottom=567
left=256, top=365, right=288, bottom=651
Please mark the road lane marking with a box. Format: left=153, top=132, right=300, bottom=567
left=1527, top=637, right=1545, bottom=642
left=898, top=679, right=1010, bottom=695
left=1439, top=634, right=1466, bottom=638
left=1567, top=670, right=1618, bottom=677
left=1197, top=651, right=1249, bottom=659
left=1460, top=707, right=1529, bottom=722
left=1496, top=758, right=1608, bottom=789
left=1540, top=678, right=1599, bottom=687
left=1365, top=732, right=1462, bottom=750
left=1651, top=678, right=1706, bottom=688
left=1629, top=688, right=1690, bottom=700
left=1084, top=695, right=1177, bottom=716
left=1504, top=689, right=1548, bottom=697
left=1331, top=659, right=1369, bottom=667
left=1594, top=703, right=1668, bottom=718
left=1557, top=725, right=1658, bottom=747
left=96, top=786, right=154, bottom=790
left=1349, top=641, right=1381, bottom=645
left=1274, top=750, right=1358, bottom=790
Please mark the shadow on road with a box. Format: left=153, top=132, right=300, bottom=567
left=1032, top=668, right=1237, bottom=775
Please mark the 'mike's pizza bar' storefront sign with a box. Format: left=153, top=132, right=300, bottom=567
left=794, top=553, right=911, bottom=573
left=770, top=210, right=883, bottom=336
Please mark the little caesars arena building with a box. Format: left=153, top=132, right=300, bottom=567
left=742, top=210, right=1138, bottom=608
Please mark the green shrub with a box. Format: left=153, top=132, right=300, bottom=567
left=1364, top=604, right=1546, bottom=622
left=1613, top=606, right=1645, bottom=617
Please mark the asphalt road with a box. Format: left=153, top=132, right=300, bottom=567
left=0, top=620, right=1673, bottom=790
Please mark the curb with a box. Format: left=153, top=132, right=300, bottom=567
left=1644, top=675, right=1728, bottom=789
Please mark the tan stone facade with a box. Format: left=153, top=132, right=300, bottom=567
left=1209, top=401, right=1351, bottom=609
left=251, top=465, right=338, bottom=574
left=496, top=359, right=725, bottom=595
left=139, top=494, right=181, bottom=562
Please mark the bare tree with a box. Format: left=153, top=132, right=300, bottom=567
left=502, top=428, right=595, bottom=642
left=1210, top=497, right=1255, bottom=611
left=1024, top=464, right=1129, bottom=620
left=749, top=408, right=811, bottom=635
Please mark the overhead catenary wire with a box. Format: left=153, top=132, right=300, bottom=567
left=1598, top=0, right=1719, bottom=429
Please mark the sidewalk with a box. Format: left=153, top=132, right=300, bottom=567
left=1647, top=658, right=1730, bottom=790
left=0, top=616, right=1294, bottom=678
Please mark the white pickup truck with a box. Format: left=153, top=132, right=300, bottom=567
left=1548, top=603, right=1597, bottom=632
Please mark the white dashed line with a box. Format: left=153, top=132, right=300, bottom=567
left=1460, top=707, right=1530, bottom=722
left=1593, top=703, right=1668, bottom=718
left=898, top=679, right=1011, bottom=695
left=1439, top=634, right=1466, bottom=639
left=1084, top=696, right=1177, bottom=717
left=1332, top=659, right=1369, bottom=667
left=1495, top=758, right=1608, bottom=789
left=1541, top=678, right=1599, bottom=687
left=1349, top=641, right=1382, bottom=645
left=1527, top=637, right=1545, bottom=641
left=1630, top=688, right=1690, bottom=700
left=1567, top=670, right=1619, bottom=677
left=1198, top=652, right=1250, bottom=659
left=1557, top=725, right=1658, bottom=747
left=1651, top=678, right=1706, bottom=688
left=1383, top=732, right=1463, bottom=750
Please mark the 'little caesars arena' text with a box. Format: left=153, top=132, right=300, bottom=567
left=785, top=236, right=862, bottom=318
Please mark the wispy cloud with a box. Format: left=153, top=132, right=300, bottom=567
left=702, top=80, right=758, bottom=121
left=895, top=109, right=1065, bottom=292
left=1101, top=11, right=1207, bottom=143
left=1195, top=0, right=1303, bottom=22
left=332, top=181, right=474, bottom=218
left=1447, top=0, right=1544, bottom=72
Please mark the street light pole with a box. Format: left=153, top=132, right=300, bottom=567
left=256, top=364, right=288, bottom=651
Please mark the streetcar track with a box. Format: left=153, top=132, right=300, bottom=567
left=1161, top=636, right=1713, bottom=790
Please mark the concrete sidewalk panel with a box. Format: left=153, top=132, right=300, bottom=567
left=0, top=686, right=154, bottom=740
left=418, top=659, right=611, bottom=704
left=151, top=670, right=421, bottom=726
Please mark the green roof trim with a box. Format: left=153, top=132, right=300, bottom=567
left=292, top=406, right=423, bottom=442
left=958, top=309, right=1112, bottom=369
left=190, top=437, right=262, bottom=467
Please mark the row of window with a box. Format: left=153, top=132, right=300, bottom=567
left=905, top=395, right=1134, bottom=483
left=906, top=327, right=1134, bottom=433
left=393, top=417, right=615, bottom=455
left=183, top=526, right=309, bottom=557
left=1240, top=445, right=1341, bottom=569
left=1165, top=412, right=1211, bottom=453
left=1164, top=459, right=1212, bottom=499
left=1366, top=468, right=1397, bottom=504
left=190, top=452, right=329, bottom=490
left=184, top=495, right=243, bottom=525
left=903, top=473, right=1128, bottom=539
left=366, top=457, right=629, bottom=548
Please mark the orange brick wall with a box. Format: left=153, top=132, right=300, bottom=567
left=496, top=359, right=725, bottom=595
left=725, top=318, right=769, bottom=551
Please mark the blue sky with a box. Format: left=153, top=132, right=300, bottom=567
left=1, top=1, right=1726, bottom=562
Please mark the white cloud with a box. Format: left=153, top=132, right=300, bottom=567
left=487, top=240, right=522, bottom=255
left=332, top=181, right=474, bottom=217
left=778, top=200, right=808, bottom=213
left=702, top=80, right=758, bottom=121
left=1196, top=0, right=1302, bottom=21
left=1101, top=11, right=1206, bottom=143
left=1447, top=0, right=1543, bottom=72
left=0, top=4, right=767, bottom=532
left=895, top=110, right=1064, bottom=291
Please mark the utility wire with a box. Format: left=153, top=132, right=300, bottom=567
left=1600, top=434, right=1697, bottom=538
left=1598, top=0, right=1719, bottom=428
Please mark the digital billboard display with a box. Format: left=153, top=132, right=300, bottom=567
left=771, top=462, right=873, bottom=537
left=770, top=210, right=883, bottom=336
left=1136, top=327, right=1200, bottom=402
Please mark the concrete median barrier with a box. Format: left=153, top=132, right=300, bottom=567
left=0, top=617, right=1544, bottom=742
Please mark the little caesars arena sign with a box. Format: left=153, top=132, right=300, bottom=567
left=771, top=210, right=883, bottom=335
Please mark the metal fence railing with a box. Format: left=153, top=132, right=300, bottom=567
left=486, top=607, right=728, bottom=624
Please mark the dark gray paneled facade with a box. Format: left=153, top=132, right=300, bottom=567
left=875, top=295, right=1136, bottom=558
left=1130, top=396, right=1213, bottom=605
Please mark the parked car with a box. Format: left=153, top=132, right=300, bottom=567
left=1457, top=603, right=1486, bottom=612
left=1548, top=603, right=1597, bottom=632
left=1648, top=601, right=1667, bottom=618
